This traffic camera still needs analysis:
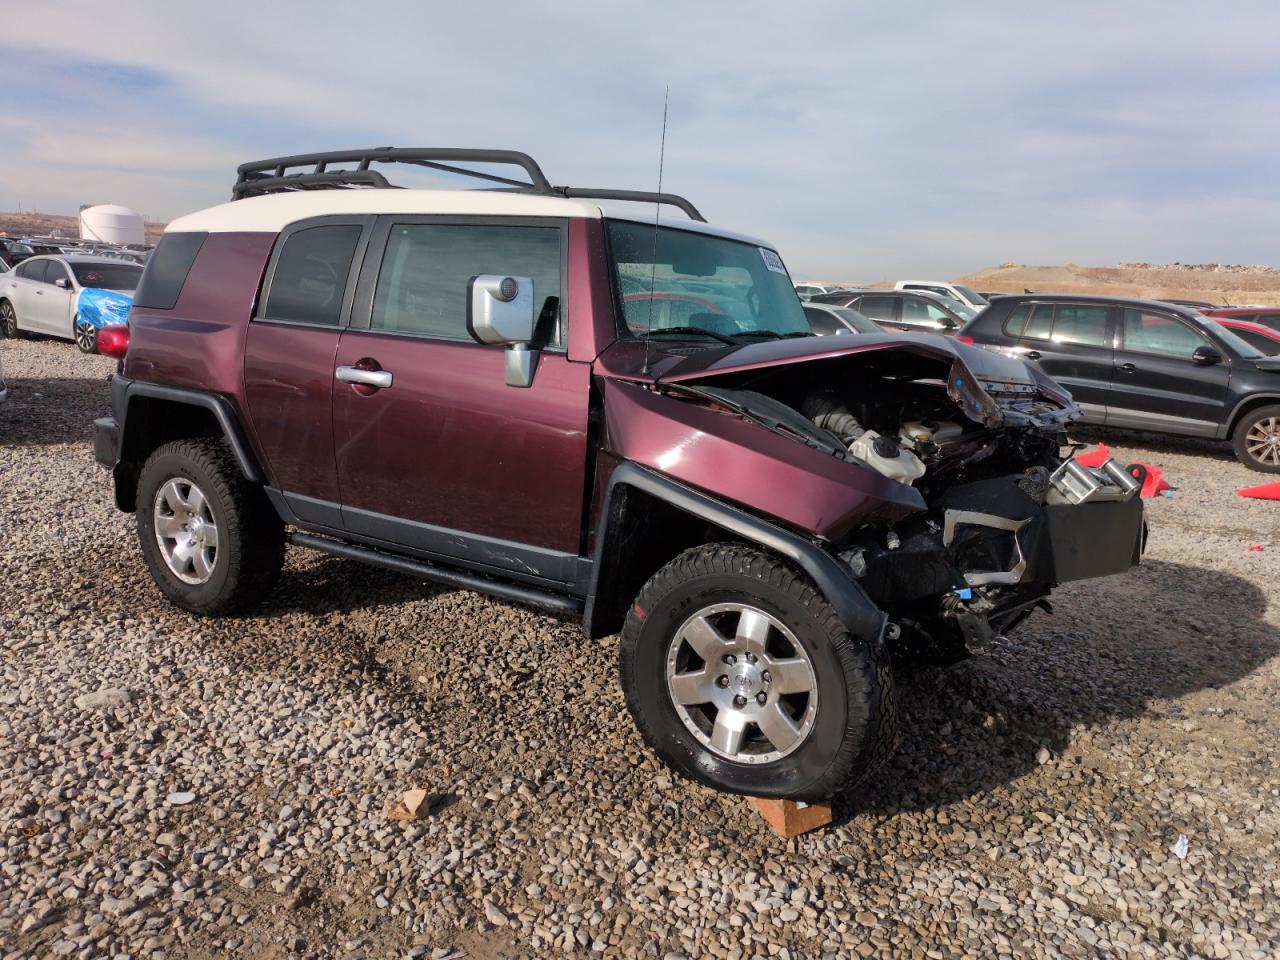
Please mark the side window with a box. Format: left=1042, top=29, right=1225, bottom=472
left=900, top=297, right=930, bottom=323
left=1003, top=303, right=1032, bottom=337
left=15, top=260, right=46, bottom=282
left=46, top=261, right=70, bottom=285
left=857, top=296, right=896, bottom=321
left=370, top=224, right=562, bottom=345
left=1121, top=309, right=1208, bottom=358
left=1051, top=304, right=1109, bottom=347
left=262, top=225, right=363, bottom=326
left=1023, top=304, right=1052, bottom=340
left=134, top=232, right=207, bottom=310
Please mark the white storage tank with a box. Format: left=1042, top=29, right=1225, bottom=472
left=79, top=204, right=145, bottom=245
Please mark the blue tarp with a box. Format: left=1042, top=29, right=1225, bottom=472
left=77, top=287, right=132, bottom=329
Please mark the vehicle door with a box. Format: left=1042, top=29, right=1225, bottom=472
left=1108, top=306, right=1230, bottom=435
left=899, top=295, right=959, bottom=334
left=849, top=294, right=899, bottom=331
left=1008, top=302, right=1115, bottom=418
left=41, top=260, right=78, bottom=338
left=332, top=216, right=591, bottom=586
left=242, top=217, right=371, bottom=528
left=5, top=259, right=45, bottom=329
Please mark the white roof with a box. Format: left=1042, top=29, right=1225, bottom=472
left=167, top=189, right=602, bottom=233
left=165, top=188, right=775, bottom=249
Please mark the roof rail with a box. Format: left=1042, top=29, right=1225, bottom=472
left=231, top=147, right=705, bottom=221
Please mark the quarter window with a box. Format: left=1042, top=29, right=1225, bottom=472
left=370, top=224, right=562, bottom=345
left=263, top=225, right=363, bottom=326
left=1003, top=304, right=1033, bottom=338
left=1122, top=309, right=1208, bottom=358
left=134, top=232, right=207, bottom=310
left=1023, top=304, right=1052, bottom=340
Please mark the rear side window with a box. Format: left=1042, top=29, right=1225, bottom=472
left=262, top=225, right=362, bottom=326
left=133, top=232, right=207, bottom=309
left=15, top=259, right=47, bottom=282
left=856, top=296, right=895, bottom=321
left=370, top=223, right=562, bottom=345
left=1024, top=304, right=1052, bottom=340
left=1051, top=304, right=1109, bottom=347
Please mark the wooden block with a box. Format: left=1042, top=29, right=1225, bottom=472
left=747, top=796, right=832, bottom=838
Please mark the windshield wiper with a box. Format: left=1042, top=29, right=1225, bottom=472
left=735, top=330, right=812, bottom=340
left=641, top=326, right=742, bottom=346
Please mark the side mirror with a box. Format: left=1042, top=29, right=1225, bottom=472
left=54, top=278, right=70, bottom=289
left=467, top=275, right=538, bottom=388
left=1192, top=345, right=1222, bottom=366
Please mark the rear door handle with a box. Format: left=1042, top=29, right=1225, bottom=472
left=336, top=366, right=393, bottom=389
left=1120, top=362, right=1136, bottom=373
left=1025, top=350, right=1041, bottom=360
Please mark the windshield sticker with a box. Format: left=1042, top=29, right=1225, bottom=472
left=759, top=247, right=787, bottom=275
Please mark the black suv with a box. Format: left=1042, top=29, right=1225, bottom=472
left=958, top=295, right=1280, bottom=471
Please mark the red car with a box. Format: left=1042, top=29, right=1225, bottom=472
left=1204, top=308, right=1280, bottom=333
left=1208, top=316, right=1280, bottom=355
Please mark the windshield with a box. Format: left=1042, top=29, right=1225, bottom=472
left=1196, top=314, right=1264, bottom=359
left=607, top=220, right=809, bottom=341
left=953, top=284, right=988, bottom=306
left=71, top=262, right=142, bottom=291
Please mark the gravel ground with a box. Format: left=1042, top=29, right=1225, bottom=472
left=1, top=336, right=1277, bottom=960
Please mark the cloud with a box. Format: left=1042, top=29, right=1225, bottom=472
left=3, top=1, right=1279, bottom=276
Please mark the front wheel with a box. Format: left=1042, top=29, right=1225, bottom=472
left=619, top=543, right=895, bottom=801
left=1233, top=405, right=1280, bottom=473
left=73, top=316, right=98, bottom=353
left=136, top=439, right=284, bottom=615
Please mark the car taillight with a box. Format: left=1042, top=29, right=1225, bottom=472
left=97, top=326, right=130, bottom=359
left=956, top=335, right=975, bottom=344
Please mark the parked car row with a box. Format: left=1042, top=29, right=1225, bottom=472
left=0, top=235, right=151, bottom=269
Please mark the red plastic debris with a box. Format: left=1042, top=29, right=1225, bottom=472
left=1250, top=544, right=1265, bottom=552
left=1237, top=481, right=1280, bottom=501
left=1074, top=444, right=1111, bottom=468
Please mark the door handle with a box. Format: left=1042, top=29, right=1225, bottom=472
left=1120, top=362, right=1136, bottom=373
left=336, top=365, right=393, bottom=389
left=1025, top=350, right=1041, bottom=360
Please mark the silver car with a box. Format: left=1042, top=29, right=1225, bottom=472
left=1, top=254, right=142, bottom=352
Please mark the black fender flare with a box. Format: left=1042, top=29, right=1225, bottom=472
left=583, top=462, right=886, bottom=643
left=1225, top=393, right=1280, bottom=436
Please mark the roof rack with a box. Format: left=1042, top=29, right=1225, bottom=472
left=231, top=147, right=706, bottom=222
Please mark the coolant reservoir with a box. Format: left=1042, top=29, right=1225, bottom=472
left=900, top=419, right=964, bottom=445
left=849, top=431, right=927, bottom=484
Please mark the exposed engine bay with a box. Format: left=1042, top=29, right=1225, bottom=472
left=663, top=342, right=1145, bottom=662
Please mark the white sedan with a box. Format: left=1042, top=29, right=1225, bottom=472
left=1, top=255, right=142, bottom=352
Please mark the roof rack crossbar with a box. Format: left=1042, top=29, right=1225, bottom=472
left=230, top=148, right=706, bottom=220
left=233, top=148, right=551, bottom=200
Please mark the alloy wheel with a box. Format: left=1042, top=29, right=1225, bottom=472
left=74, top=319, right=97, bottom=353
left=1245, top=415, right=1280, bottom=468
left=0, top=302, right=15, bottom=338
left=665, top=602, right=818, bottom=764
left=153, top=477, right=220, bottom=584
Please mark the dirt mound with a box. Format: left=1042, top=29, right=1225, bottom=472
left=958, top=262, right=1280, bottom=306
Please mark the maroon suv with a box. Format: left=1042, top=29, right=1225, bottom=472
left=94, top=149, right=1145, bottom=800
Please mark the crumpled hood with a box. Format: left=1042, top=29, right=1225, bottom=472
left=77, top=287, right=133, bottom=329
left=595, top=332, right=1077, bottom=429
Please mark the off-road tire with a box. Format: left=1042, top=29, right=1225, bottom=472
left=1233, top=404, right=1280, bottom=473
left=619, top=543, right=896, bottom=801
left=136, top=440, right=284, bottom=615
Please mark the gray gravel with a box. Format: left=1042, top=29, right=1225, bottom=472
left=1, top=336, right=1278, bottom=959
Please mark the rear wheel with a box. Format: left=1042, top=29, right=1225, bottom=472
left=0, top=300, right=18, bottom=339
left=1233, top=404, right=1280, bottom=473
left=136, top=439, right=284, bottom=615
left=620, top=543, right=895, bottom=801
left=73, top=316, right=98, bottom=353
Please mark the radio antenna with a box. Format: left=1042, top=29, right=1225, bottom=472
left=642, top=86, right=670, bottom=376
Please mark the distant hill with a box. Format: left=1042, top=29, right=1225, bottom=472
left=955, top=262, right=1280, bottom=306
left=0, top=211, right=166, bottom=245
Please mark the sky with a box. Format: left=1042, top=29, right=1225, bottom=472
left=3, top=1, right=1279, bottom=279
